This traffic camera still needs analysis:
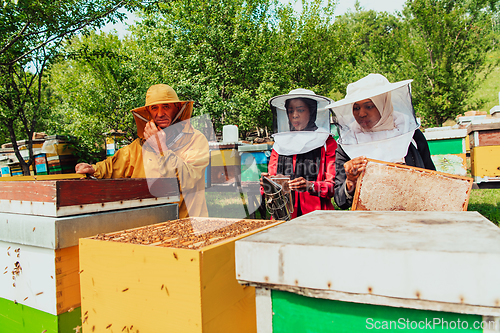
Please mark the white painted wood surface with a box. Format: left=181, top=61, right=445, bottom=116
left=255, top=288, right=272, bottom=333
left=482, top=316, right=500, bottom=332
left=235, top=211, right=500, bottom=315
left=0, top=203, right=178, bottom=249
left=0, top=241, right=57, bottom=315
left=424, top=128, right=467, bottom=140
left=0, top=196, right=179, bottom=217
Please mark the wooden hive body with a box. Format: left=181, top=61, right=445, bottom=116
left=209, top=149, right=241, bottom=185
left=468, top=122, right=500, bottom=183
left=0, top=177, right=179, bottom=332
left=79, top=218, right=282, bottom=333
left=236, top=211, right=500, bottom=332
left=0, top=176, right=180, bottom=217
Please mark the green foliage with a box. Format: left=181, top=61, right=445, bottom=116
left=469, top=49, right=500, bottom=112
left=335, top=8, right=405, bottom=88
left=400, top=0, right=500, bottom=127
left=46, top=32, right=148, bottom=162
left=0, top=0, right=140, bottom=174
left=130, top=0, right=279, bottom=136
left=3, top=0, right=500, bottom=165
left=0, top=0, right=133, bottom=66
left=271, top=0, right=351, bottom=97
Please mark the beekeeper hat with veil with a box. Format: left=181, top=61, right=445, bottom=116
left=327, top=74, right=419, bottom=162
left=269, top=88, right=334, bottom=156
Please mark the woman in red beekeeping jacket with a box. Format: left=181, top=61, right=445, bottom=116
left=261, top=89, right=337, bottom=219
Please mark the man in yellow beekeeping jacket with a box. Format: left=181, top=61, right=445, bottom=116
left=75, top=84, right=209, bottom=218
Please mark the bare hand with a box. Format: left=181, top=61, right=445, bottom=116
left=75, top=163, right=95, bottom=175
left=144, top=120, right=168, bottom=154
left=288, top=176, right=310, bottom=192
left=344, top=156, right=368, bottom=192
left=143, top=120, right=161, bottom=141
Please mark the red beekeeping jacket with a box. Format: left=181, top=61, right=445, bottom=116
left=267, top=136, right=337, bottom=218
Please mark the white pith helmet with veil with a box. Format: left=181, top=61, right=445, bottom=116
left=327, top=74, right=419, bottom=162
left=269, top=88, right=334, bottom=156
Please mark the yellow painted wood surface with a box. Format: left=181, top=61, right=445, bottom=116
left=79, top=239, right=203, bottom=333
left=44, top=143, right=75, bottom=157
left=55, top=245, right=81, bottom=314
left=0, top=173, right=84, bottom=181
left=79, top=220, right=284, bottom=333
left=210, top=150, right=240, bottom=166
left=471, top=145, right=500, bottom=177
left=198, top=221, right=282, bottom=333
left=201, top=241, right=256, bottom=333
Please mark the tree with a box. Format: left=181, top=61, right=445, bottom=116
left=46, top=32, right=147, bottom=163
left=130, top=0, right=278, bottom=137
left=400, top=0, right=500, bottom=127
left=0, top=0, right=139, bottom=175
left=334, top=6, right=405, bottom=90
left=269, top=0, right=352, bottom=101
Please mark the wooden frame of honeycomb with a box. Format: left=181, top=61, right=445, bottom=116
left=352, top=159, right=473, bottom=211
left=92, top=217, right=279, bottom=249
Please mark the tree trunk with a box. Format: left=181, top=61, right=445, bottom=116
left=6, top=120, right=32, bottom=176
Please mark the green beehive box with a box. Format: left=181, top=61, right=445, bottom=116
left=236, top=211, right=500, bottom=332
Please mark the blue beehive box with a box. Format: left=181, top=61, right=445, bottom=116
left=238, top=144, right=272, bottom=182
left=34, top=153, right=48, bottom=175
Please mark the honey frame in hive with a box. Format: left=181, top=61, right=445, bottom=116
left=79, top=217, right=283, bottom=333
left=352, top=159, right=473, bottom=211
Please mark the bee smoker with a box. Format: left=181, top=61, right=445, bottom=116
left=262, top=176, right=294, bottom=221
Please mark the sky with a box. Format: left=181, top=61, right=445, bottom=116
left=101, top=0, right=408, bottom=38
left=335, top=0, right=407, bottom=14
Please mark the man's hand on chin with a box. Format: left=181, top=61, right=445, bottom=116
left=144, top=120, right=168, bottom=155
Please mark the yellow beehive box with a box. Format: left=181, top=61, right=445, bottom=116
left=210, top=149, right=240, bottom=166
left=470, top=145, right=500, bottom=178
left=79, top=218, right=282, bottom=333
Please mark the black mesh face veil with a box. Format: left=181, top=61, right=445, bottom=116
left=269, top=88, right=333, bottom=156
left=284, top=97, right=318, bottom=132
left=328, top=77, right=419, bottom=162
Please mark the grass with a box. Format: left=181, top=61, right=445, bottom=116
left=205, top=187, right=500, bottom=226
left=205, top=191, right=269, bottom=219
left=469, top=49, right=500, bottom=112
left=467, top=188, right=500, bottom=225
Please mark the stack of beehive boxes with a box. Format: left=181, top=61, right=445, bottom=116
left=238, top=144, right=272, bottom=182
left=0, top=177, right=179, bottom=332
left=468, top=121, right=500, bottom=184
left=424, top=126, right=468, bottom=176
left=42, top=135, right=78, bottom=175
left=209, top=143, right=241, bottom=185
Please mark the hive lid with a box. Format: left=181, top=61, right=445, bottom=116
left=424, top=127, right=467, bottom=140
left=238, top=143, right=273, bottom=152
left=208, top=142, right=241, bottom=150
left=0, top=204, right=178, bottom=249
left=0, top=178, right=180, bottom=217
left=235, top=210, right=500, bottom=315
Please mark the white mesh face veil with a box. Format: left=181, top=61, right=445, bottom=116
left=328, top=75, right=419, bottom=162
left=269, top=89, right=333, bottom=156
